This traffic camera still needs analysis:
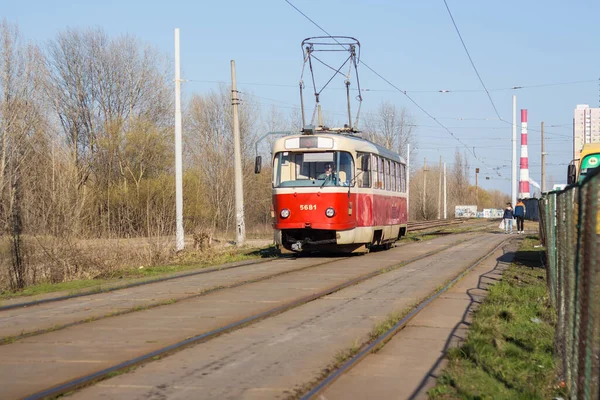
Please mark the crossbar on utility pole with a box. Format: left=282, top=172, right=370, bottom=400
left=231, top=60, right=246, bottom=246
left=174, top=28, right=184, bottom=251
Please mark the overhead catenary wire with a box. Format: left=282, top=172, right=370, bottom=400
left=186, top=78, right=599, bottom=94
left=442, top=0, right=501, bottom=120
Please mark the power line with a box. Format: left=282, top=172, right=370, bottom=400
left=186, top=78, right=599, bottom=95
left=442, top=0, right=501, bottom=120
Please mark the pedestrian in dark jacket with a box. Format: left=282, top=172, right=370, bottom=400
left=514, top=199, right=526, bottom=234
left=503, top=203, right=514, bottom=234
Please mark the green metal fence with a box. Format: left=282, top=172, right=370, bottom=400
left=539, top=169, right=600, bottom=399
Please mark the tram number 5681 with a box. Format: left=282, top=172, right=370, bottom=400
left=299, top=205, right=317, bottom=211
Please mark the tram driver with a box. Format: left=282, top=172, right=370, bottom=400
left=318, top=163, right=335, bottom=180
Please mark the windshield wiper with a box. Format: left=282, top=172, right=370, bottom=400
left=320, top=174, right=332, bottom=189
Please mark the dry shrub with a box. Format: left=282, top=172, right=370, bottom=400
left=192, top=226, right=213, bottom=251
left=133, top=235, right=175, bottom=268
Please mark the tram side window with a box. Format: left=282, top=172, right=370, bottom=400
left=384, top=160, right=390, bottom=191
left=371, top=155, right=379, bottom=189
left=400, top=163, right=406, bottom=192
left=398, top=163, right=403, bottom=192
left=273, top=153, right=290, bottom=186
left=357, top=152, right=371, bottom=188
left=378, top=157, right=384, bottom=189
left=392, top=162, right=397, bottom=192
left=338, top=152, right=354, bottom=186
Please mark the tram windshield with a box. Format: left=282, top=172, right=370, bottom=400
left=273, top=151, right=354, bottom=187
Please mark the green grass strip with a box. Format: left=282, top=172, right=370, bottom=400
left=429, top=236, right=565, bottom=400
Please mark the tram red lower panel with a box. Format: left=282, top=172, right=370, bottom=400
left=273, top=191, right=408, bottom=231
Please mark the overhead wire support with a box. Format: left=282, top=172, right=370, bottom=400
left=285, top=0, right=499, bottom=175
left=299, top=35, right=362, bottom=132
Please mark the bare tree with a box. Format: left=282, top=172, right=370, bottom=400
left=362, top=101, right=416, bottom=160
left=45, top=27, right=172, bottom=237
left=0, top=20, right=48, bottom=288
left=185, top=86, right=258, bottom=235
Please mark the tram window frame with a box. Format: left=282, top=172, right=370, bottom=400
left=384, top=160, right=390, bottom=191
left=378, top=157, right=384, bottom=190
left=273, top=151, right=354, bottom=187
left=400, top=163, right=406, bottom=192
left=357, top=152, right=371, bottom=188
left=397, top=163, right=401, bottom=192
left=371, top=154, right=379, bottom=189
left=391, top=162, right=396, bottom=192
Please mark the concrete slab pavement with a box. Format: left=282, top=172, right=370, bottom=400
left=320, top=239, right=519, bottom=400
left=69, top=233, right=508, bottom=400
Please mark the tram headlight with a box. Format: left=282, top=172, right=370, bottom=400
left=280, top=208, right=291, bottom=219
left=325, top=207, right=335, bottom=218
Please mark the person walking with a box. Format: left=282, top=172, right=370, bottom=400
left=503, top=202, right=514, bottom=234
left=514, top=199, right=526, bottom=234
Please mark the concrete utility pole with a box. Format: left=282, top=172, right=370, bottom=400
left=231, top=60, right=246, bottom=246
left=511, top=95, right=517, bottom=208
left=174, top=28, right=184, bottom=251
left=475, top=168, right=479, bottom=209
left=541, top=121, right=546, bottom=192
left=437, top=155, right=442, bottom=219
left=407, top=143, right=410, bottom=216
left=443, top=163, right=447, bottom=219
left=423, top=157, right=427, bottom=219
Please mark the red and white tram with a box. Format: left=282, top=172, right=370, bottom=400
left=268, top=128, right=408, bottom=254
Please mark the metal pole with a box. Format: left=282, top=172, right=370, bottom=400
left=512, top=95, right=517, bottom=208
left=299, top=82, right=306, bottom=129
left=231, top=60, right=246, bottom=246
left=541, top=121, right=546, bottom=192
left=406, top=143, right=410, bottom=218
left=438, top=155, right=442, bottom=219
left=174, top=28, right=184, bottom=251
left=443, top=162, right=447, bottom=219
left=345, top=80, right=352, bottom=129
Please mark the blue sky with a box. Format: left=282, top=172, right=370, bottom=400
left=4, top=0, right=599, bottom=194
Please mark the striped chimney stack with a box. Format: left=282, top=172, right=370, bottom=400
left=518, top=109, right=530, bottom=199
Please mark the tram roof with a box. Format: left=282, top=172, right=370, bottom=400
left=272, top=132, right=406, bottom=164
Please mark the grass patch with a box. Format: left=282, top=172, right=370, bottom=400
left=429, top=235, right=563, bottom=400
left=0, top=279, right=113, bottom=300
left=0, top=245, right=276, bottom=301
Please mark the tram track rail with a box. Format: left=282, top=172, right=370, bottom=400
left=0, top=256, right=346, bottom=344
left=299, top=237, right=510, bottom=400
left=1, top=219, right=476, bottom=313
left=407, top=218, right=464, bottom=231
left=0, top=257, right=278, bottom=312
left=1, top=222, right=494, bottom=345
left=20, top=235, right=488, bottom=400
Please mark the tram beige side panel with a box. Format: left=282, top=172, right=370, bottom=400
left=338, top=227, right=369, bottom=244
left=274, top=229, right=282, bottom=245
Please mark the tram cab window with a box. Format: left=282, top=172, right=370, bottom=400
left=273, top=151, right=354, bottom=187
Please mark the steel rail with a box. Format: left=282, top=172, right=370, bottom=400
left=0, top=257, right=350, bottom=344
left=2, top=220, right=464, bottom=311
left=300, top=237, right=511, bottom=400
left=0, top=257, right=277, bottom=312
left=22, top=236, right=484, bottom=400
